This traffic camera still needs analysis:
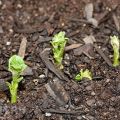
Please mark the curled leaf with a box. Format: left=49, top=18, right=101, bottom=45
left=8, top=55, right=27, bottom=75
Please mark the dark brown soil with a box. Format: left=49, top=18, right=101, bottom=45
left=0, top=0, right=120, bottom=120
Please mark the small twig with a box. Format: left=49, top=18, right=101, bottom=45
left=94, top=44, right=112, bottom=66
left=112, top=13, right=120, bottom=31
left=42, top=108, right=87, bottom=115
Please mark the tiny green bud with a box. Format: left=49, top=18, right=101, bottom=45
left=51, top=31, right=68, bottom=69
left=110, top=35, right=119, bottom=67
left=75, top=69, right=92, bottom=81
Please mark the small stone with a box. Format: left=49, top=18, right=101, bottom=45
left=45, top=112, right=52, bottom=117
left=17, top=4, right=22, bottom=8
left=9, top=29, right=13, bottom=33
left=39, top=74, right=45, bottom=78
left=6, top=41, right=11, bottom=46
left=86, top=99, right=95, bottom=106
left=91, top=91, right=95, bottom=96
left=0, top=1, right=2, bottom=5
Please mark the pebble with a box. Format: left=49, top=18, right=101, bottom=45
left=39, top=74, right=45, bottom=78
left=86, top=99, right=95, bottom=106
left=6, top=41, right=11, bottom=46
left=45, top=112, right=52, bottom=117
left=17, top=4, right=22, bottom=8
left=91, top=91, right=95, bottom=96
left=0, top=1, right=2, bottom=5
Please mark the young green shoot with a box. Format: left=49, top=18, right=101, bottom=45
left=110, top=35, right=119, bottom=67
left=51, top=31, right=68, bottom=69
left=6, top=55, right=27, bottom=103
left=75, top=69, right=92, bottom=81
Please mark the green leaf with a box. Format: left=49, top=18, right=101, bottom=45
left=51, top=31, right=68, bottom=68
left=6, top=82, right=11, bottom=89
left=110, top=35, right=119, bottom=67
left=8, top=55, right=27, bottom=75
left=75, top=69, right=92, bottom=81
left=17, top=77, right=23, bottom=82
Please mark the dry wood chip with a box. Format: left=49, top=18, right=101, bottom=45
left=112, top=13, right=120, bottom=31
left=40, top=48, right=69, bottom=82
left=0, top=79, right=8, bottom=91
left=13, top=22, right=44, bottom=34
left=45, top=77, right=69, bottom=106
left=74, top=44, right=94, bottom=59
left=18, top=37, right=33, bottom=76
left=37, top=36, right=52, bottom=43
left=44, top=22, right=54, bottom=35
left=0, top=77, right=11, bottom=91
left=42, top=108, right=86, bottom=115
left=96, top=4, right=118, bottom=24
left=84, top=3, right=98, bottom=27
left=94, top=44, right=112, bottom=66
left=18, top=37, right=27, bottom=59
left=65, top=44, right=82, bottom=51
left=84, top=3, right=93, bottom=20
left=21, top=66, right=33, bottom=76
left=87, top=18, right=98, bottom=27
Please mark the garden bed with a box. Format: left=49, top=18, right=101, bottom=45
left=0, top=0, right=120, bottom=120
